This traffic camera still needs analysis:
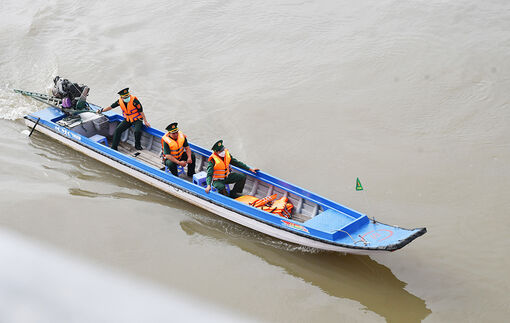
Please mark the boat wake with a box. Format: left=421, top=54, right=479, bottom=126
left=256, top=239, right=322, bottom=254
left=183, top=214, right=323, bottom=254
left=0, top=84, right=49, bottom=120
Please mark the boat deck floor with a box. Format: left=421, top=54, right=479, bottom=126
left=117, top=141, right=195, bottom=182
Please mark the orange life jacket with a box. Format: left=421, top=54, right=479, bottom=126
left=161, top=131, right=187, bottom=159
left=235, top=194, right=293, bottom=219
left=118, top=96, right=142, bottom=122
left=252, top=194, right=277, bottom=208
left=208, top=149, right=231, bottom=180
left=262, top=196, right=293, bottom=219
left=235, top=195, right=259, bottom=205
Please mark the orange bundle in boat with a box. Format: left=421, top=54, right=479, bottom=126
left=252, top=194, right=277, bottom=208
left=261, top=196, right=293, bottom=219
left=235, top=194, right=293, bottom=219
left=234, top=195, right=259, bottom=205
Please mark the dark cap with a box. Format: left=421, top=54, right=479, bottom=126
left=166, top=122, right=179, bottom=133
left=117, top=88, right=129, bottom=96
left=211, top=140, right=224, bottom=152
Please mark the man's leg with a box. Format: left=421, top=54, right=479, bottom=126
left=184, top=152, right=196, bottom=177
left=225, top=172, right=247, bottom=198
left=212, top=180, right=228, bottom=196
left=111, top=120, right=131, bottom=150
left=133, top=120, right=144, bottom=150
left=165, top=159, right=179, bottom=176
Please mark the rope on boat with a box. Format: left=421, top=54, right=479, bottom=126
left=335, top=229, right=369, bottom=246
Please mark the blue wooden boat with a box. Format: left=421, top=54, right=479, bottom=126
left=18, top=89, right=426, bottom=254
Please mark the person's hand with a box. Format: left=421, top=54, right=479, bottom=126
left=250, top=168, right=260, bottom=174
left=179, top=161, right=187, bottom=167
left=144, top=120, right=151, bottom=127
left=96, top=108, right=103, bottom=114
left=205, top=185, right=211, bottom=193
left=187, top=157, right=192, bottom=164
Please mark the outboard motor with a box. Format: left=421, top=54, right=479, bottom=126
left=52, top=76, right=70, bottom=99
left=62, top=97, right=72, bottom=108
left=52, top=75, right=90, bottom=111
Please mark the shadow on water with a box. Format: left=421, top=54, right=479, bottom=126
left=180, top=219, right=431, bottom=323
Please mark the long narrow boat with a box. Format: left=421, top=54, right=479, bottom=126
left=17, top=89, right=426, bottom=255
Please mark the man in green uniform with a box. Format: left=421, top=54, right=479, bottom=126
left=98, top=88, right=150, bottom=151
left=161, top=122, right=196, bottom=177
left=205, top=140, right=259, bottom=198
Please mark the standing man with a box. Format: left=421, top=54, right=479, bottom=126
left=98, top=88, right=150, bottom=150
left=205, top=140, right=259, bottom=198
left=161, top=122, right=196, bottom=177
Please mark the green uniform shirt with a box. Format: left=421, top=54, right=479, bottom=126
left=206, top=154, right=250, bottom=185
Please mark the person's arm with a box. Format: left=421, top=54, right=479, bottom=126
left=230, top=155, right=259, bottom=174
left=133, top=99, right=150, bottom=127
left=133, top=98, right=143, bottom=110
left=205, top=160, right=215, bottom=193
left=97, top=101, right=119, bottom=114
left=140, top=111, right=150, bottom=127
left=183, top=138, right=192, bottom=164
left=185, top=147, right=192, bottom=164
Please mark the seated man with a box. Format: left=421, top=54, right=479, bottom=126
left=161, top=122, right=196, bottom=177
left=205, top=140, right=259, bottom=198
